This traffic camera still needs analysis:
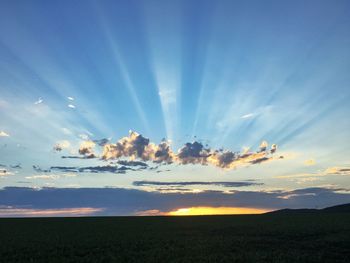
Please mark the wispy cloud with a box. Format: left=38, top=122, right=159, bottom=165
left=325, top=167, right=350, bottom=176
left=133, top=180, right=262, bottom=187
left=50, top=164, right=147, bottom=174
left=34, top=97, right=43, bottom=105
left=276, top=166, right=350, bottom=180
left=25, top=175, right=60, bottom=180
left=0, top=207, right=103, bottom=217
left=240, top=113, right=255, bottom=119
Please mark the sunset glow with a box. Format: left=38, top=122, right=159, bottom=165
left=167, top=207, right=270, bottom=216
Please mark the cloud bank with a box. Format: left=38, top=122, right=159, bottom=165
left=0, top=186, right=349, bottom=217
left=98, top=131, right=280, bottom=170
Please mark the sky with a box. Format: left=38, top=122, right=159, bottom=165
left=0, top=0, right=350, bottom=217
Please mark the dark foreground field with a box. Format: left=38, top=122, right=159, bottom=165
left=1, top=212, right=350, bottom=263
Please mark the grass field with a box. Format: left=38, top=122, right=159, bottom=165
left=0, top=212, right=349, bottom=262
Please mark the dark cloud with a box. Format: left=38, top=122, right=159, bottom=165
left=177, top=141, right=210, bottom=165
left=116, top=160, right=148, bottom=167
left=250, top=157, right=270, bottom=164
left=53, top=145, right=63, bottom=152
left=133, top=181, right=262, bottom=187
left=153, top=141, right=173, bottom=163
left=50, top=166, right=77, bottom=173
left=33, top=165, right=51, bottom=173
left=93, top=138, right=110, bottom=146
left=10, top=164, right=21, bottom=169
left=155, top=187, right=193, bottom=192
left=50, top=165, right=147, bottom=174
left=78, top=165, right=131, bottom=174
left=61, top=155, right=96, bottom=159
left=78, top=141, right=96, bottom=158
left=53, top=141, right=70, bottom=152
left=0, top=187, right=349, bottom=216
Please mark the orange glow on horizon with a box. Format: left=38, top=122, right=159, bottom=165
left=166, top=206, right=270, bottom=216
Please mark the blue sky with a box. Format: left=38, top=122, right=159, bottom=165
left=0, top=0, right=350, bottom=216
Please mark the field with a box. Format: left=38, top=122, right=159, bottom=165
left=0, top=212, right=350, bottom=262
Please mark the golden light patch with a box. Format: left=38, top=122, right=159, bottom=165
left=304, top=159, right=316, bottom=166
left=167, top=206, right=270, bottom=216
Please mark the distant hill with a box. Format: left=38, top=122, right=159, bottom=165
left=322, top=203, right=350, bottom=213
left=267, top=203, right=350, bottom=214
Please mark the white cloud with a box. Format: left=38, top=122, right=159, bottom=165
left=25, top=175, right=60, bottom=180
left=0, top=131, right=9, bottom=137
left=241, top=113, right=254, bottom=119
left=34, top=97, right=43, bottom=105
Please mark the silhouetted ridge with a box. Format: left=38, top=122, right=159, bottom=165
left=267, top=203, right=350, bottom=214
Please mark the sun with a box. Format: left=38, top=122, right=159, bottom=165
left=167, top=207, right=270, bottom=216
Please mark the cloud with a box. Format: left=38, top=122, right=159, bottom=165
left=176, top=141, right=210, bottom=165
left=0, top=169, right=14, bottom=177
left=10, top=164, right=21, bottom=169
left=79, top=134, right=90, bottom=140
left=78, top=140, right=96, bottom=158
left=304, top=159, right=316, bottom=166
left=259, top=141, right=268, bottom=152
left=53, top=140, right=71, bottom=152
left=34, top=97, right=43, bottom=105
left=134, top=209, right=166, bottom=216
left=116, top=160, right=148, bottom=167
left=325, top=167, right=350, bottom=176
left=100, top=131, right=280, bottom=170
left=0, top=186, right=349, bottom=217
left=133, top=180, right=262, bottom=187
left=32, top=165, right=51, bottom=173
left=50, top=164, right=147, bottom=174
left=61, top=155, right=95, bottom=159
left=0, top=131, right=9, bottom=137
left=25, top=175, right=60, bottom=180
left=241, top=113, right=254, bottom=119
left=277, top=166, right=350, bottom=180
left=0, top=207, right=103, bottom=217
left=101, top=131, right=174, bottom=163
left=93, top=138, right=110, bottom=146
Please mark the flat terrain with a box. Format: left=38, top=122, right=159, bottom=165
left=0, top=212, right=350, bottom=262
